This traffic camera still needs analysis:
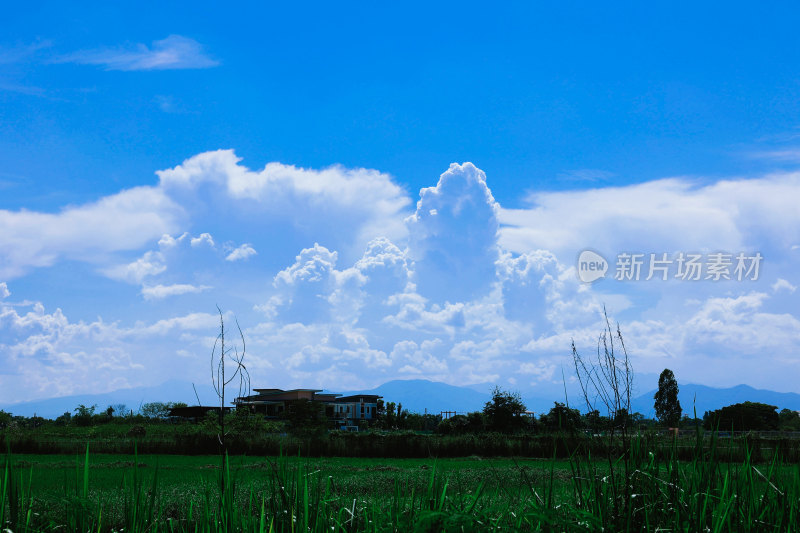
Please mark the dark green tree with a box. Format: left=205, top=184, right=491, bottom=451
left=466, top=411, right=487, bottom=432
left=395, top=403, right=409, bottom=429
left=583, top=409, right=611, bottom=434
left=437, top=414, right=469, bottom=435
left=386, top=401, right=396, bottom=427
left=282, top=399, right=327, bottom=437
left=483, top=386, right=527, bottom=432
left=703, top=402, right=779, bottom=431
left=140, top=402, right=175, bottom=419
left=372, top=399, right=394, bottom=429
left=0, top=410, right=11, bottom=429
left=110, top=403, right=128, bottom=417
left=54, top=411, right=72, bottom=426
left=73, top=404, right=96, bottom=426
left=654, top=368, right=682, bottom=427
left=403, top=412, right=441, bottom=431
left=540, top=402, right=582, bottom=432
left=779, top=408, right=800, bottom=431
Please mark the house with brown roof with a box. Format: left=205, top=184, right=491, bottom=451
left=234, top=388, right=381, bottom=430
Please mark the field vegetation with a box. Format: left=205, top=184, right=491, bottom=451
left=3, top=428, right=800, bottom=532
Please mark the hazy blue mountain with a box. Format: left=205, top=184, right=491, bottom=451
left=341, top=379, right=492, bottom=414
left=0, top=380, right=220, bottom=419
left=632, top=383, right=800, bottom=419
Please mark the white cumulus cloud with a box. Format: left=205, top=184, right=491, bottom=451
left=225, top=244, right=257, bottom=262
left=191, top=233, right=215, bottom=248
left=102, top=251, right=166, bottom=284
left=157, top=150, right=411, bottom=260
left=406, top=162, right=500, bottom=303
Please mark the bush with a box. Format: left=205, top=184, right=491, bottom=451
left=127, top=425, right=147, bottom=438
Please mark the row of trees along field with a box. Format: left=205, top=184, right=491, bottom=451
left=2, top=377, right=800, bottom=435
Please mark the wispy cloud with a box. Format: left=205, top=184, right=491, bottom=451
left=154, top=95, right=189, bottom=113
left=0, top=40, right=51, bottom=65
left=59, top=35, right=219, bottom=71
left=749, top=148, right=800, bottom=163
left=772, top=278, right=797, bottom=294
left=0, top=82, right=47, bottom=97
left=556, top=168, right=614, bottom=183
left=141, top=283, right=211, bottom=301
left=0, top=40, right=52, bottom=97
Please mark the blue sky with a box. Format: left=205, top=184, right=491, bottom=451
left=1, top=2, right=800, bottom=404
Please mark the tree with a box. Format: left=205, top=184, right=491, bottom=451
left=395, top=402, right=409, bottom=429
left=140, top=402, right=173, bottom=419
left=437, top=414, right=469, bottom=435
left=54, top=411, right=72, bottom=426
left=703, top=402, right=779, bottom=431
left=466, top=411, right=487, bottom=432
left=779, top=408, right=800, bottom=431
left=483, top=386, right=527, bottom=432
left=540, top=402, right=582, bottom=432
left=403, top=413, right=441, bottom=432
left=283, top=399, right=327, bottom=437
left=583, top=409, right=609, bottom=434
left=0, top=410, right=11, bottom=430
left=384, top=401, right=397, bottom=428
left=73, top=404, right=96, bottom=426
left=110, top=403, right=128, bottom=417
left=654, top=369, right=682, bottom=427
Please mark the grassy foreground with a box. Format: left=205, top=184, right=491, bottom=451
left=2, top=434, right=800, bottom=531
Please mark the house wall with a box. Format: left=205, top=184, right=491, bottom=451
left=330, top=401, right=378, bottom=421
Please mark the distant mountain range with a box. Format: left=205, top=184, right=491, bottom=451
left=0, top=380, right=220, bottom=419
left=631, top=383, right=800, bottom=419
left=2, top=378, right=798, bottom=420
left=341, top=379, right=493, bottom=414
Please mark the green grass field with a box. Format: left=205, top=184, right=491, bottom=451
left=3, top=434, right=800, bottom=531
left=9, top=453, right=577, bottom=524
left=6, top=450, right=585, bottom=531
